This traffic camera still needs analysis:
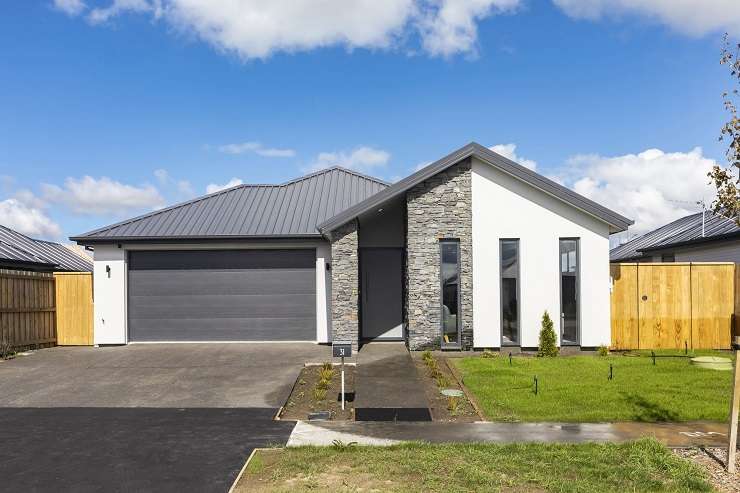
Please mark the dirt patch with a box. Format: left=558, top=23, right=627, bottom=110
left=414, top=354, right=478, bottom=422
left=673, top=447, right=739, bottom=493
left=233, top=450, right=404, bottom=492
left=279, top=364, right=355, bottom=421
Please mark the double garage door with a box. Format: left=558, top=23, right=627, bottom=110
left=128, top=249, right=316, bottom=342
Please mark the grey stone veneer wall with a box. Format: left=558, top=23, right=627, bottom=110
left=406, top=159, right=473, bottom=350
left=330, top=220, right=359, bottom=350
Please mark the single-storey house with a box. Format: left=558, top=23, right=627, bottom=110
left=72, top=142, right=632, bottom=350
left=0, top=224, right=92, bottom=272
left=610, top=209, right=739, bottom=263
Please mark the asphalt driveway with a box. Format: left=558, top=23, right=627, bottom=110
left=0, top=343, right=328, bottom=492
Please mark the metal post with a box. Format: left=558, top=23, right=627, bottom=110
left=727, top=337, right=739, bottom=473
left=341, top=356, right=345, bottom=411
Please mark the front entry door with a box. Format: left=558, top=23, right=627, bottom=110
left=360, top=248, right=403, bottom=340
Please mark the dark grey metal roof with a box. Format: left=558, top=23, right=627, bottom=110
left=609, top=210, right=740, bottom=262
left=318, top=142, right=634, bottom=234
left=71, top=167, right=388, bottom=243
left=0, top=225, right=93, bottom=271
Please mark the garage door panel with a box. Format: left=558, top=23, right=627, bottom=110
left=129, top=317, right=316, bottom=341
left=129, top=270, right=315, bottom=296
left=128, top=249, right=316, bottom=341
left=129, top=294, right=316, bottom=319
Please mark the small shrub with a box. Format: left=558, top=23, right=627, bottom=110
left=331, top=439, right=357, bottom=450
left=435, top=374, right=451, bottom=388
left=0, top=329, right=13, bottom=360
left=481, top=350, right=497, bottom=359
left=313, top=387, right=327, bottom=401
left=421, top=350, right=433, bottom=363
left=321, top=362, right=333, bottom=372
left=537, top=311, right=559, bottom=357
left=316, top=377, right=331, bottom=390
left=319, top=367, right=334, bottom=381
left=447, top=396, right=460, bottom=415
left=597, top=345, right=609, bottom=357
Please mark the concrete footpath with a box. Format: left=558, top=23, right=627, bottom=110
left=288, top=420, right=729, bottom=448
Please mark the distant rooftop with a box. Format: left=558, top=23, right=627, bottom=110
left=610, top=209, right=739, bottom=262
left=0, top=225, right=93, bottom=271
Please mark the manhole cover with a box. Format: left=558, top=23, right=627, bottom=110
left=690, top=356, right=733, bottom=371
left=440, top=389, right=464, bottom=397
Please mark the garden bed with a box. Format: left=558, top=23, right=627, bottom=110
left=413, top=352, right=478, bottom=422
left=279, top=363, right=355, bottom=421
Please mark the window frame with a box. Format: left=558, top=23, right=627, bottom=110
left=439, top=238, right=462, bottom=349
left=558, top=237, right=581, bottom=346
left=499, top=238, right=521, bottom=347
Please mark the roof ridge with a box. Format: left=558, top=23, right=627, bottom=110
left=280, top=166, right=390, bottom=187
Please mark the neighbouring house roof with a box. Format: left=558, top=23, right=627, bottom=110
left=609, top=209, right=740, bottom=262
left=317, top=142, right=633, bottom=235
left=0, top=225, right=93, bottom=271
left=71, top=167, right=389, bottom=243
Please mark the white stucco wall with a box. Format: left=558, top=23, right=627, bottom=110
left=93, top=244, right=127, bottom=345
left=471, top=157, right=612, bottom=348
left=92, top=241, right=332, bottom=344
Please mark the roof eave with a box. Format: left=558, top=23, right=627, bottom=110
left=637, top=230, right=740, bottom=253
left=71, top=234, right=325, bottom=245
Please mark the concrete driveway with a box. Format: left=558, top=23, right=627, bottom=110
left=0, top=343, right=328, bottom=408
left=0, top=343, right=328, bottom=492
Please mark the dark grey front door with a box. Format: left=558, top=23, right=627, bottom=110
left=128, top=250, right=316, bottom=342
left=360, top=248, right=403, bottom=340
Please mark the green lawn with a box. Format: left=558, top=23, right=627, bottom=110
left=235, top=439, right=712, bottom=492
left=453, top=352, right=734, bottom=422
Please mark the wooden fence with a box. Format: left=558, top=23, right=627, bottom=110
left=0, top=269, right=94, bottom=349
left=0, top=269, right=56, bottom=348
left=611, top=262, right=736, bottom=350
left=54, top=272, right=93, bottom=346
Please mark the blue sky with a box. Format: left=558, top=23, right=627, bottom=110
left=1, top=0, right=738, bottom=243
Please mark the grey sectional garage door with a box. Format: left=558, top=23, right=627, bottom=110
left=128, top=250, right=316, bottom=341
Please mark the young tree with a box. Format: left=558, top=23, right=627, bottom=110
left=709, top=34, right=740, bottom=223
left=538, top=311, right=558, bottom=357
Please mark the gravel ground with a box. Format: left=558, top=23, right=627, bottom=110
left=673, top=448, right=739, bottom=493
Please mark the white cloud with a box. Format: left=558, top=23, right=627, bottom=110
left=88, top=0, right=162, bottom=25
left=41, top=176, right=164, bottom=215
left=177, top=180, right=194, bottom=195
left=59, top=0, right=521, bottom=59
left=552, top=0, right=740, bottom=36
left=206, top=178, right=243, bottom=194
left=418, top=0, right=520, bottom=57
left=308, top=146, right=391, bottom=173
left=218, top=141, right=296, bottom=158
left=53, top=0, right=87, bottom=16
left=489, top=143, right=537, bottom=170
left=554, top=147, right=717, bottom=238
left=0, top=198, right=62, bottom=240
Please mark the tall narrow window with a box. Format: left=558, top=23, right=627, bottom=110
left=500, top=239, right=519, bottom=346
left=559, top=238, right=579, bottom=345
left=440, top=240, right=460, bottom=347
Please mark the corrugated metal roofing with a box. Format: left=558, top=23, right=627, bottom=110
left=0, top=240, right=53, bottom=267
left=318, top=142, right=633, bottom=234
left=72, top=167, right=389, bottom=242
left=609, top=210, right=740, bottom=262
left=0, top=225, right=93, bottom=271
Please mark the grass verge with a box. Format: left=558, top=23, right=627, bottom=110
left=453, top=352, right=733, bottom=422
left=233, top=439, right=712, bottom=492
